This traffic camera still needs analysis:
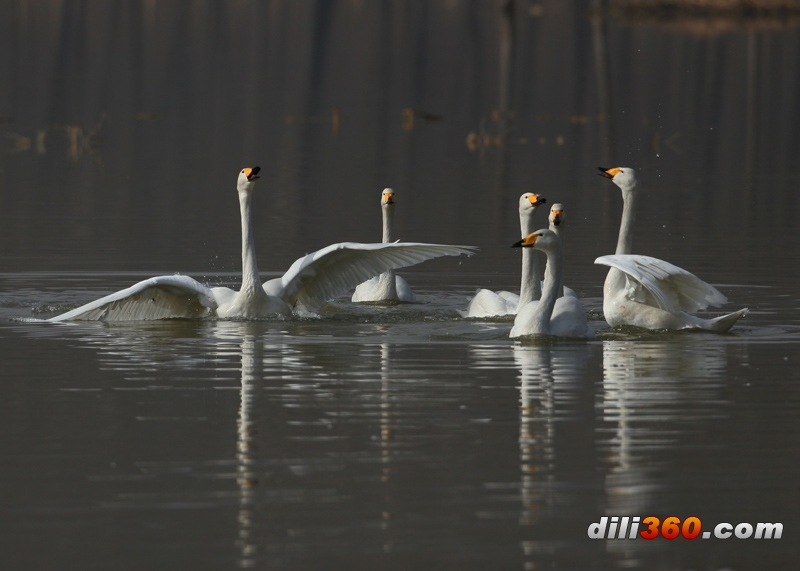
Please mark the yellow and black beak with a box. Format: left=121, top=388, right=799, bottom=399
left=383, top=192, right=395, bottom=205
left=598, top=166, right=620, bottom=179
left=244, top=166, right=261, bottom=181
left=528, top=194, right=547, bottom=206
left=511, top=233, right=539, bottom=248
left=551, top=210, right=562, bottom=226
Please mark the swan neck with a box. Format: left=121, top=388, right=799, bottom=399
left=520, top=249, right=542, bottom=305
left=615, top=188, right=637, bottom=255
left=239, top=190, right=261, bottom=293
left=536, top=245, right=562, bottom=326
left=518, top=207, right=542, bottom=304
left=519, top=207, right=537, bottom=237
left=382, top=205, right=394, bottom=243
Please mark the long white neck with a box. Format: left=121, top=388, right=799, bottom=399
left=529, top=243, right=562, bottom=334
left=549, top=223, right=564, bottom=297
left=382, top=205, right=394, bottom=243
left=519, top=208, right=542, bottom=305
left=378, top=204, right=397, bottom=298
left=238, top=190, right=261, bottom=295
left=615, top=187, right=636, bottom=255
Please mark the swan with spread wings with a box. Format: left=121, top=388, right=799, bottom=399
left=48, top=168, right=476, bottom=322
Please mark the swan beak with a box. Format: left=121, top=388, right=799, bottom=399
left=598, top=166, right=620, bottom=179
left=551, top=210, right=562, bottom=226
left=528, top=194, right=547, bottom=206
left=383, top=191, right=395, bottom=205
left=244, top=166, right=261, bottom=181
left=512, top=233, right=539, bottom=248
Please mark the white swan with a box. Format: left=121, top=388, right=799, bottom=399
left=351, top=188, right=416, bottom=302
left=595, top=166, right=748, bottom=332
left=546, top=203, right=578, bottom=299
left=548, top=203, right=563, bottom=235
left=463, top=193, right=547, bottom=317
left=509, top=230, right=593, bottom=339
left=48, top=167, right=477, bottom=322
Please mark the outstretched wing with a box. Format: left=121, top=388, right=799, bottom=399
left=48, top=275, right=219, bottom=322
left=595, top=254, right=727, bottom=314
left=275, top=241, right=477, bottom=312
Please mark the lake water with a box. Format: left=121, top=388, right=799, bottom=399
left=1, top=1, right=799, bottom=569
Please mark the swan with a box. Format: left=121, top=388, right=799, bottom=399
left=595, top=166, right=748, bottom=332
left=463, top=193, right=547, bottom=317
left=48, top=167, right=477, bottom=322
left=509, top=230, right=593, bottom=339
left=548, top=203, right=563, bottom=235
left=351, top=188, right=416, bottom=302
left=546, top=203, right=577, bottom=299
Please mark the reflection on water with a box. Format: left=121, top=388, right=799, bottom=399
left=515, top=344, right=589, bottom=517
left=3, top=296, right=800, bottom=568
left=600, top=337, right=732, bottom=565
left=233, top=329, right=260, bottom=568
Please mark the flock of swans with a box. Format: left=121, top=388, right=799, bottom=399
left=44, top=165, right=748, bottom=338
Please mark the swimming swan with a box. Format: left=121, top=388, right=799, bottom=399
left=509, top=230, right=593, bottom=338
left=48, top=168, right=476, bottom=322
left=464, top=193, right=547, bottom=317
left=594, top=166, right=747, bottom=332
left=546, top=203, right=578, bottom=299
left=351, top=188, right=416, bottom=302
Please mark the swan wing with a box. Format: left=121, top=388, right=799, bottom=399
left=595, top=254, right=727, bottom=314
left=275, top=241, right=477, bottom=312
left=48, top=275, right=219, bottom=322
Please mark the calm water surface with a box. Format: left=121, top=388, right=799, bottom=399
left=2, top=1, right=800, bottom=569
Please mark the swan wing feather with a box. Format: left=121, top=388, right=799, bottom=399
left=595, top=254, right=727, bottom=313
left=48, top=275, right=218, bottom=322
left=276, top=241, right=477, bottom=312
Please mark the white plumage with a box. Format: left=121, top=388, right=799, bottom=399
left=510, top=230, right=593, bottom=339
left=49, top=168, right=476, bottom=322
left=351, top=188, right=417, bottom=302
left=595, top=167, right=747, bottom=332
left=464, top=192, right=547, bottom=317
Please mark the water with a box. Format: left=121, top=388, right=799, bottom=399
left=2, top=1, right=800, bottom=569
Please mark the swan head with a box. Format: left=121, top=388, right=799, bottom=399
left=237, top=167, right=261, bottom=192
left=511, top=229, right=560, bottom=253
left=549, top=203, right=563, bottom=227
left=381, top=188, right=395, bottom=207
left=519, top=193, right=546, bottom=216
left=598, top=166, right=638, bottom=192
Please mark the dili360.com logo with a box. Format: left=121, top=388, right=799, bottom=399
left=587, top=516, right=783, bottom=540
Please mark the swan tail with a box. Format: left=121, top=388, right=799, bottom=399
left=702, top=307, right=749, bottom=332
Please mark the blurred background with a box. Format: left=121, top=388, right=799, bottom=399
left=1, top=0, right=798, bottom=289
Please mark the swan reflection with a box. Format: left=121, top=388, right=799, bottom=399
left=229, top=327, right=262, bottom=568
left=512, top=343, right=591, bottom=569
left=600, top=337, right=730, bottom=562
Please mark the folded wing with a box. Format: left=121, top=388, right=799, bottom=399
left=595, top=254, right=727, bottom=314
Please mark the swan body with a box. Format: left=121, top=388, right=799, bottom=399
left=595, top=166, right=747, bottom=332
left=48, top=168, right=476, bottom=322
left=509, top=230, right=593, bottom=338
left=464, top=193, right=546, bottom=317
left=352, top=188, right=416, bottom=302
left=595, top=254, right=748, bottom=331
